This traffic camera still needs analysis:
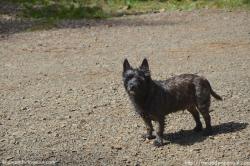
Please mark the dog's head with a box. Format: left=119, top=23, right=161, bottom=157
left=122, top=58, right=151, bottom=96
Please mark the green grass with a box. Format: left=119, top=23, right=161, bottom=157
left=1, top=0, right=248, bottom=31
left=6, top=0, right=108, bottom=19
left=113, top=0, right=250, bottom=12
left=3, top=0, right=250, bottom=20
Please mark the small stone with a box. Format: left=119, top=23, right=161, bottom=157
left=87, top=111, right=93, bottom=115
left=21, top=106, right=28, bottom=111
left=6, top=156, right=14, bottom=161
left=111, top=145, right=122, bottom=150
left=133, top=124, right=140, bottom=128
left=193, top=148, right=202, bottom=152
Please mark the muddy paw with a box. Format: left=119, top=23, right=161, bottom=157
left=153, top=139, right=164, bottom=147
left=193, top=125, right=203, bottom=132
left=141, top=134, right=156, bottom=140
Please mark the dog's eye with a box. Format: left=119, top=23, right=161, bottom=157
left=139, top=76, right=145, bottom=81
left=126, top=75, right=134, bottom=80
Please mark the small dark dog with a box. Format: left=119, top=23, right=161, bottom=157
left=122, top=58, right=222, bottom=146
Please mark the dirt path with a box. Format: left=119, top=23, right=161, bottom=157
left=0, top=10, right=250, bottom=165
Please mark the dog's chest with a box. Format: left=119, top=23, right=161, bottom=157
left=135, top=107, right=159, bottom=121
left=147, top=113, right=159, bottom=121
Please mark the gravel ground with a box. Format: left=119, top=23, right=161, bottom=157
left=0, top=10, right=250, bottom=165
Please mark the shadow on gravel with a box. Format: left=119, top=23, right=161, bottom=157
left=57, top=17, right=186, bottom=29
left=0, top=2, right=187, bottom=36
left=164, top=121, right=248, bottom=146
left=0, top=17, right=187, bottom=36
left=0, top=19, right=36, bottom=35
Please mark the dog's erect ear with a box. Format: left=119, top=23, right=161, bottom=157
left=123, top=58, right=131, bottom=72
left=140, top=58, right=150, bottom=75
left=140, top=58, right=149, bottom=70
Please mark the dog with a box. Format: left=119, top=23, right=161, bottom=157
left=122, top=58, right=222, bottom=146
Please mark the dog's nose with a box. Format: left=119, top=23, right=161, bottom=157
left=128, top=83, right=137, bottom=91
left=130, top=85, right=136, bottom=91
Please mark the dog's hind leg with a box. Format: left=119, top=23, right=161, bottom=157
left=187, top=106, right=203, bottom=132
left=195, top=81, right=213, bottom=136
left=196, top=101, right=212, bottom=136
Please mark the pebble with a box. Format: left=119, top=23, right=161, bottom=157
left=6, top=156, right=14, bottom=161
left=20, top=106, right=28, bottom=111
left=111, top=145, right=122, bottom=150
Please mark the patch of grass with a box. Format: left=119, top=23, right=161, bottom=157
left=114, top=0, right=250, bottom=13
left=23, top=3, right=107, bottom=19
left=0, top=0, right=250, bottom=30
left=2, top=0, right=108, bottom=19
left=0, top=0, right=248, bottom=32
left=2, top=0, right=250, bottom=20
left=20, top=0, right=108, bottom=19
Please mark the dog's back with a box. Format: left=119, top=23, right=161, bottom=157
left=158, top=74, right=221, bottom=112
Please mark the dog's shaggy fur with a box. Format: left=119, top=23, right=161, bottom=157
left=123, top=58, right=222, bottom=146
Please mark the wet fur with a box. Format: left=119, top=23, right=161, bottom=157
left=123, top=58, right=222, bottom=147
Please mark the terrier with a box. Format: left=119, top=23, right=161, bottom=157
left=122, top=58, right=222, bottom=146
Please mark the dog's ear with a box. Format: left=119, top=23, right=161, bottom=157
left=123, top=58, right=131, bottom=72
left=140, top=58, right=150, bottom=76
left=140, top=58, right=149, bottom=70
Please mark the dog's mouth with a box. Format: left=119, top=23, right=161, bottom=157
left=128, top=90, right=135, bottom=95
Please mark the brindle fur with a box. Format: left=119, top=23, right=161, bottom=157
left=122, top=58, right=222, bottom=147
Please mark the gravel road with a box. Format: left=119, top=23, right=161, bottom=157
left=0, top=10, right=250, bottom=165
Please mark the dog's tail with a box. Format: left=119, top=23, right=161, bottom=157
left=211, top=89, right=222, bottom=100
left=208, top=81, right=222, bottom=100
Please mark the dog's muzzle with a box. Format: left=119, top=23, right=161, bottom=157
left=127, top=84, right=138, bottom=95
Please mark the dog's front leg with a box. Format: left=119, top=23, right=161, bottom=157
left=141, top=116, right=156, bottom=140
left=154, top=117, right=165, bottom=147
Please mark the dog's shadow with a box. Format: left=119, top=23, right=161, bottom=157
left=163, top=121, right=248, bottom=146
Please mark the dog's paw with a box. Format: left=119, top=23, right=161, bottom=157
left=141, top=134, right=156, bottom=140
left=154, top=139, right=165, bottom=147
left=193, top=125, right=203, bottom=132
left=202, top=128, right=213, bottom=136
